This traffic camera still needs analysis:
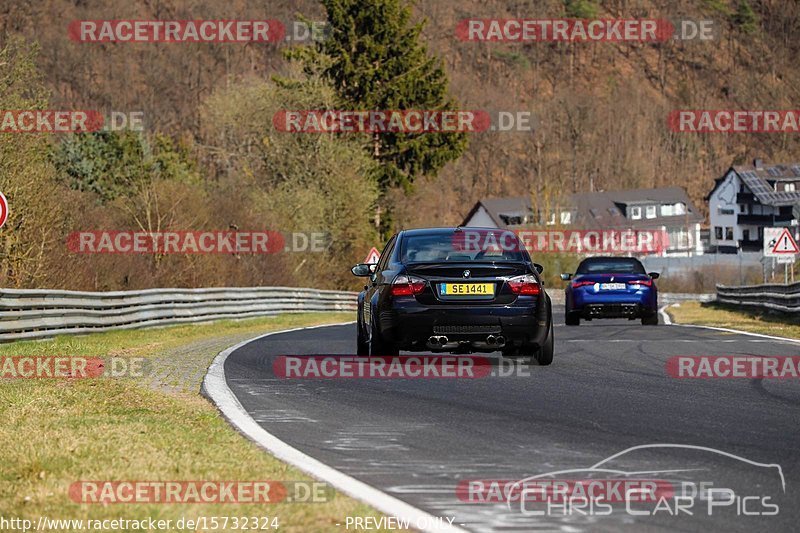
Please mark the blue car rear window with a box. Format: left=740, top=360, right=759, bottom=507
left=576, top=259, right=646, bottom=274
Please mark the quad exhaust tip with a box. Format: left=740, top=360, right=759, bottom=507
left=428, top=335, right=449, bottom=346
left=429, top=335, right=504, bottom=347
left=486, top=335, right=506, bottom=347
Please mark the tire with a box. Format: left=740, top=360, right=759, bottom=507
left=641, top=314, right=659, bottom=326
left=369, top=320, right=399, bottom=356
left=535, top=321, right=554, bottom=366
left=356, top=320, right=369, bottom=356
left=565, top=312, right=580, bottom=326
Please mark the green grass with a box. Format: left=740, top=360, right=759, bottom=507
left=0, top=313, right=349, bottom=359
left=0, top=313, right=407, bottom=532
left=666, top=301, right=800, bottom=339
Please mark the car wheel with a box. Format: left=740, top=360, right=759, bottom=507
left=369, top=320, right=399, bottom=356
left=565, top=312, right=580, bottom=326
left=535, top=321, right=554, bottom=366
left=356, top=320, right=369, bottom=356
left=641, top=314, right=659, bottom=326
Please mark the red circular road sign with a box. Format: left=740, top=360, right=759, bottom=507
left=0, top=192, right=7, bottom=229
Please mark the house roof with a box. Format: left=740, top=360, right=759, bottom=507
left=462, top=187, right=702, bottom=230
left=571, top=187, right=701, bottom=229
left=461, top=197, right=532, bottom=228
left=731, top=163, right=800, bottom=206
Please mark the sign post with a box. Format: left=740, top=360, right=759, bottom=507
left=764, top=227, right=799, bottom=284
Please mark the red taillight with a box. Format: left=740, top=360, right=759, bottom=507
left=391, top=275, right=426, bottom=296
left=628, top=279, right=653, bottom=287
left=508, top=275, right=541, bottom=295
left=571, top=280, right=595, bottom=288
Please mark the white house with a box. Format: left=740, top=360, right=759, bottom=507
left=706, top=160, right=800, bottom=253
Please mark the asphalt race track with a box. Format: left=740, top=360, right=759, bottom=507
left=222, top=304, right=800, bottom=532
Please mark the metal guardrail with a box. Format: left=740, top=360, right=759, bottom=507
left=716, top=282, right=800, bottom=313
left=0, top=287, right=357, bottom=342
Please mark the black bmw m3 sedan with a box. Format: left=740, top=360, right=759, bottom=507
left=351, top=227, right=554, bottom=365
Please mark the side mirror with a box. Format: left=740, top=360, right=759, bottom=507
left=648, top=272, right=660, bottom=279
left=351, top=264, right=373, bottom=277
left=533, top=263, right=544, bottom=274
left=560, top=273, right=572, bottom=281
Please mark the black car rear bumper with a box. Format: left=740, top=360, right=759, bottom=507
left=574, top=303, right=656, bottom=319
left=378, top=294, right=549, bottom=352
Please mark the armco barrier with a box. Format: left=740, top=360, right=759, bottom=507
left=0, top=287, right=357, bottom=342
left=716, top=282, right=800, bottom=313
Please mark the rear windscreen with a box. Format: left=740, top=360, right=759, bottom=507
left=576, top=258, right=646, bottom=274
left=400, top=232, right=526, bottom=263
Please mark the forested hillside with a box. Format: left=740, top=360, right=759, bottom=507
left=1, top=0, right=798, bottom=289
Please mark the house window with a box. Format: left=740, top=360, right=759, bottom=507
left=675, top=202, right=686, bottom=215
left=725, top=227, right=734, bottom=240
left=743, top=229, right=750, bottom=241
left=646, top=205, right=657, bottom=219
left=560, top=211, right=572, bottom=224
left=630, top=206, right=642, bottom=220
left=668, top=227, right=689, bottom=248
left=661, top=204, right=674, bottom=217
left=786, top=183, right=797, bottom=192
left=715, top=226, right=723, bottom=240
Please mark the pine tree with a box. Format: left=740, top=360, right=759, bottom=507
left=287, top=0, right=467, bottom=194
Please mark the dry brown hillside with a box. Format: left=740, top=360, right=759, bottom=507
left=1, top=0, right=799, bottom=290
left=3, top=0, right=799, bottom=223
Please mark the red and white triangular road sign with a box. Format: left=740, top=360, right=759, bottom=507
left=0, top=192, right=7, bottom=229
left=771, top=228, right=800, bottom=254
left=364, top=247, right=381, bottom=264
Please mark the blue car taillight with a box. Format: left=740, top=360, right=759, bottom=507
left=628, top=279, right=653, bottom=287
left=571, top=280, right=595, bottom=288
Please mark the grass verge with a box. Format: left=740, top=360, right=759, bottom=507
left=666, top=301, right=800, bottom=340
left=0, top=313, right=404, bottom=532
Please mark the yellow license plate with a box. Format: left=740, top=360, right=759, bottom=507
left=441, top=283, right=495, bottom=296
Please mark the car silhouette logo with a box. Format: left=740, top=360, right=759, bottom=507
left=463, top=270, right=470, bottom=278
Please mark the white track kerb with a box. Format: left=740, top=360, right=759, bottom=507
left=202, top=323, right=468, bottom=533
